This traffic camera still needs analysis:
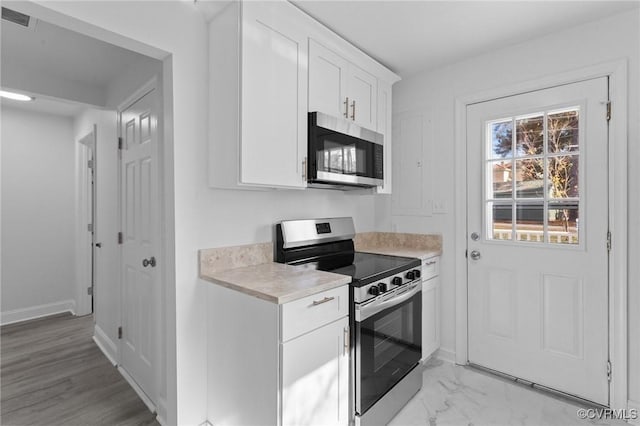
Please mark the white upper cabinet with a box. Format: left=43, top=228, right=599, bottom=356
left=309, top=39, right=377, bottom=131
left=375, top=80, right=392, bottom=194
left=240, top=2, right=307, bottom=188
left=208, top=0, right=399, bottom=191
left=209, top=1, right=307, bottom=190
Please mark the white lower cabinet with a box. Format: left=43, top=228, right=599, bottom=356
left=421, top=256, right=440, bottom=360
left=282, top=316, right=349, bottom=426
left=207, top=283, right=349, bottom=426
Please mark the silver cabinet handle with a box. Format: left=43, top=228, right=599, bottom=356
left=343, top=97, right=349, bottom=118
left=311, top=296, right=335, bottom=306
left=350, top=100, right=356, bottom=121
left=470, top=250, right=481, bottom=260
left=343, top=326, right=349, bottom=356
left=302, top=157, right=307, bottom=180
left=424, top=260, right=436, bottom=266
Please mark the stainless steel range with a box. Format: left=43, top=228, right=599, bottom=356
left=275, top=217, right=423, bottom=426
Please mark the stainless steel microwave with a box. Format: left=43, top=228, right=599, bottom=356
left=307, top=112, right=384, bottom=189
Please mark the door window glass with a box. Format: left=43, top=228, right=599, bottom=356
left=485, top=107, right=580, bottom=245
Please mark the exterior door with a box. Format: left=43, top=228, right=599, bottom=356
left=466, top=77, right=609, bottom=405
left=119, top=86, right=159, bottom=403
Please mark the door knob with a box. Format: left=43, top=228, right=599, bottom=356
left=470, top=232, right=480, bottom=241
left=95, top=242, right=102, bottom=248
left=470, top=250, right=481, bottom=260
left=142, top=256, right=156, bottom=268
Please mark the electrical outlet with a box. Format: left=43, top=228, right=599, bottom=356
left=432, top=200, right=447, bottom=214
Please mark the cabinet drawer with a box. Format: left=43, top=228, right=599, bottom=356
left=281, top=286, right=348, bottom=342
left=422, top=256, right=439, bottom=281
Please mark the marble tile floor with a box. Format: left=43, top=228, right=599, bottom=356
left=389, top=358, right=628, bottom=426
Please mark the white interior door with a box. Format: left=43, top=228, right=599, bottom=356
left=119, top=87, right=159, bottom=404
left=466, top=77, right=609, bottom=405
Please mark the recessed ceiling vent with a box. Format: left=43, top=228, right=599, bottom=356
left=2, top=7, right=31, bottom=28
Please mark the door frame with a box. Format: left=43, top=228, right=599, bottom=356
left=454, top=60, right=628, bottom=409
left=116, top=76, right=164, bottom=413
left=76, top=126, right=97, bottom=316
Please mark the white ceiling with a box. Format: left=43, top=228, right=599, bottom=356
left=1, top=17, right=146, bottom=89
left=292, top=0, right=640, bottom=76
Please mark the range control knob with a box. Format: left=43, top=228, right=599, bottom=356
left=413, top=269, right=421, bottom=279
left=391, top=277, right=403, bottom=286
left=378, top=283, right=388, bottom=293
left=406, top=271, right=416, bottom=280
left=368, top=286, right=380, bottom=296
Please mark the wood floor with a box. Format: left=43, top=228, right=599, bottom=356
left=1, top=313, right=159, bottom=426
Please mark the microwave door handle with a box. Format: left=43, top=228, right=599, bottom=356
left=358, top=282, right=422, bottom=321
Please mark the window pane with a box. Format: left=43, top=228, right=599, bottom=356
left=516, top=115, right=544, bottom=156
left=548, top=155, right=579, bottom=198
left=490, top=160, right=512, bottom=199
left=490, top=120, right=512, bottom=159
left=548, top=202, right=579, bottom=244
left=515, top=203, right=544, bottom=242
left=548, top=109, right=579, bottom=153
left=489, top=202, right=512, bottom=241
left=515, top=158, right=545, bottom=198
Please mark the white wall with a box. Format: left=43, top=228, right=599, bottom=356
left=383, top=9, right=639, bottom=403
left=1, top=106, right=76, bottom=323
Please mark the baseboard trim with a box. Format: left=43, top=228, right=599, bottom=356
left=436, top=347, right=456, bottom=364
left=628, top=399, right=640, bottom=425
left=118, top=366, right=156, bottom=414
left=93, top=324, right=118, bottom=366
left=155, top=396, right=167, bottom=426
left=1, top=300, right=76, bottom=325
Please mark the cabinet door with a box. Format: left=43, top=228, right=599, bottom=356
left=347, top=65, right=377, bottom=130
left=282, top=316, right=349, bottom=426
left=422, top=276, right=440, bottom=361
left=308, top=39, right=349, bottom=119
left=241, top=2, right=307, bottom=188
left=375, top=80, right=392, bottom=194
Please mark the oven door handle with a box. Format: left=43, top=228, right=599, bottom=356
left=357, top=281, right=422, bottom=321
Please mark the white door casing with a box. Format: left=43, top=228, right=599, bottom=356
left=76, top=127, right=96, bottom=316
left=119, top=85, right=159, bottom=406
left=466, top=78, right=609, bottom=404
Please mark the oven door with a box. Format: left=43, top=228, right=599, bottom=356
left=308, top=112, right=383, bottom=187
left=354, top=281, right=422, bottom=415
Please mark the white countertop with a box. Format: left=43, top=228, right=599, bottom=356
left=200, top=262, right=351, bottom=304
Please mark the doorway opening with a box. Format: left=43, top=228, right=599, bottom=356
left=0, top=6, right=169, bottom=423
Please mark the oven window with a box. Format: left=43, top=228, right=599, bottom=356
left=373, top=308, right=414, bottom=372
left=356, top=291, right=421, bottom=415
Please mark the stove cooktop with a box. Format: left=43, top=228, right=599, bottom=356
left=319, top=252, right=420, bottom=287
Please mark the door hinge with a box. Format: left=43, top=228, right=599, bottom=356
left=118, top=232, right=123, bottom=244
left=118, top=137, right=123, bottom=150
left=118, top=326, right=123, bottom=339
left=607, top=360, right=612, bottom=382
left=88, top=159, right=94, bottom=169
left=88, top=223, right=94, bottom=233
left=606, top=101, right=611, bottom=121
left=87, top=286, right=93, bottom=296
left=607, top=230, right=612, bottom=252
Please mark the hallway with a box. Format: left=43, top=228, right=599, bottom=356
left=1, top=313, right=158, bottom=426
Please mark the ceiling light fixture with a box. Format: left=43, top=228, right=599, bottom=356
left=0, top=90, right=35, bottom=102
